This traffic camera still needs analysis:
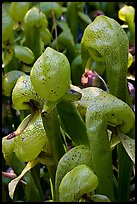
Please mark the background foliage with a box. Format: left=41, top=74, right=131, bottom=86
left=2, top=2, right=135, bottom=202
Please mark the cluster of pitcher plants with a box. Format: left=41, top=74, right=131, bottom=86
left=2, top=2, right=135, bottom=202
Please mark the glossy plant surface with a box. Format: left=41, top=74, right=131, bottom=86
left=2, top=2, right=135, bottom=202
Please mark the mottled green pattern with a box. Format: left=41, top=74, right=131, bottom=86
left=14, top=112, right=51, bottom=162
left=81, top=15, right=129, bottom=101
left=2, top=135, right=15, bottom=165
left=59, top=165, right=98, bottom=202
left=2, top=112, right=51, bottom=162
left=55, top=145, right=93, bottom=200
left=30, top=47, right=71, bottom=102
left=78, top=87, right=134, bottom=133
left=12, top=75, right=45, bottom=110
left=84, top=87, right=134, bottom=199
left=56, top=86, right=134, bottom=201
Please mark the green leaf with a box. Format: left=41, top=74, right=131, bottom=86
left=8, top=158, right=40, bottom=199
left=119, top=133, right=135, bottom=164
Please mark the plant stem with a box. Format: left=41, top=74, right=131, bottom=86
left=41, top=106, right=65, bottom=201
left=46, top=165, right=56, bottom=201
left=57, top=100, right=89, bottom=146
left=30, top=164, right=45, bottom=201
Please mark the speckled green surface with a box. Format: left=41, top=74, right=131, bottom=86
left=12, top=75, right=45, bottom=110
left=30, top=47, right=71, bottom=102
left=59, top=165, right=98, bottom=202
left=55, top=145, right=93, bottom=200
left=81, top=15, right=129, bottom=101
left=2, top=112, right=51, bottom=162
